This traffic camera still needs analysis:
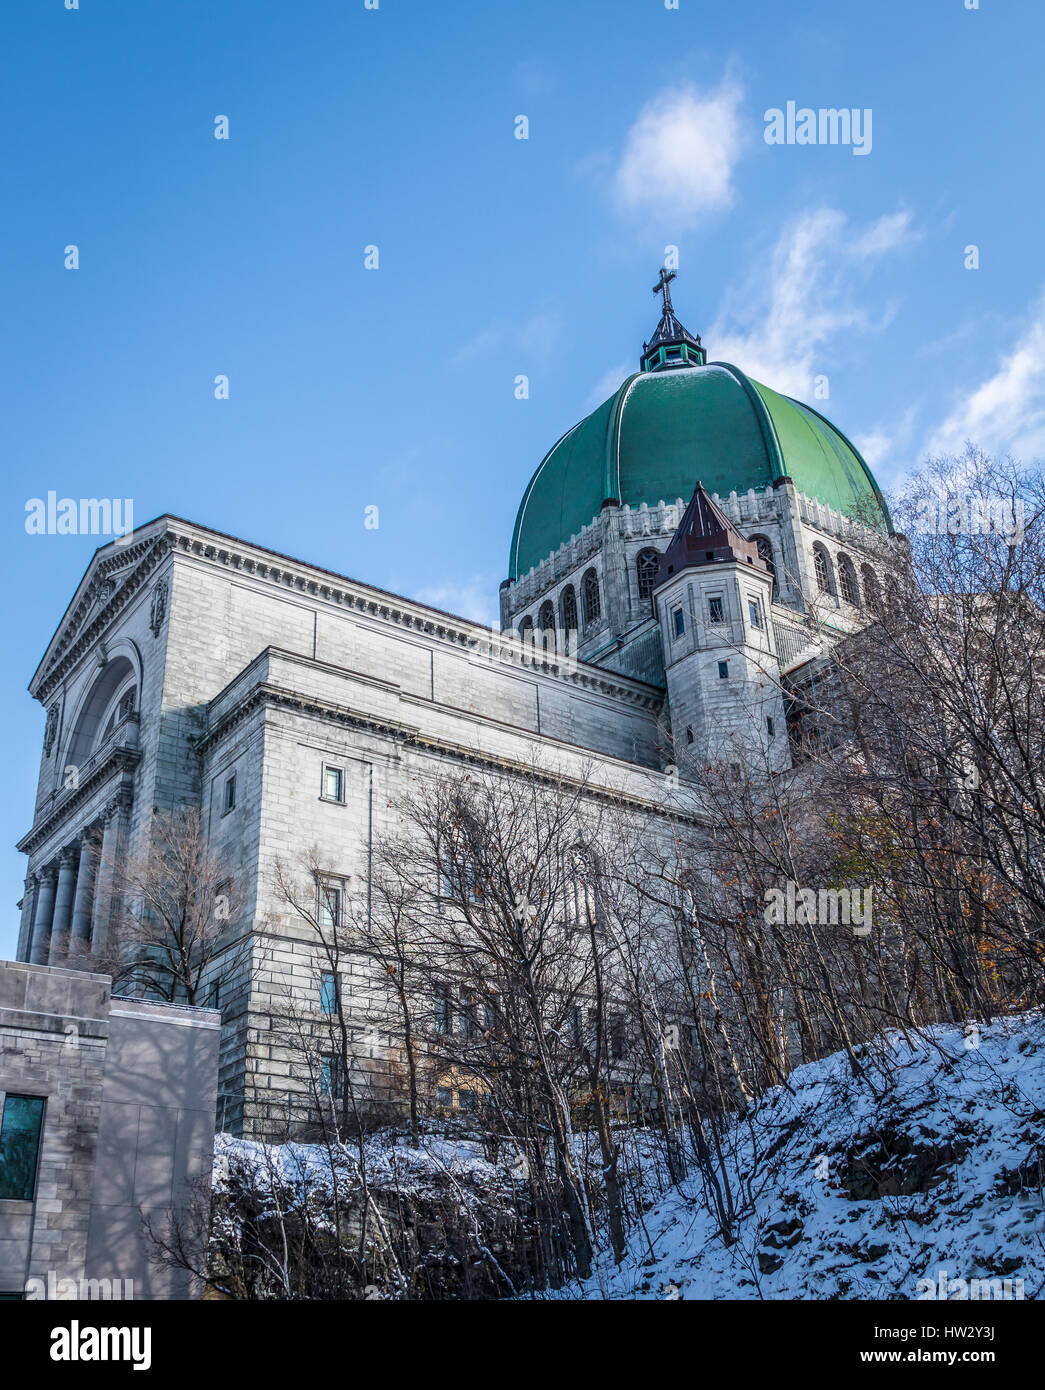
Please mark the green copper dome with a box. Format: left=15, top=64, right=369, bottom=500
left=509, top=363, right=890, bottom=580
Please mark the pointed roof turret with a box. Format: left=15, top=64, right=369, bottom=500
left=641, top=268, right=707, bottom=372
left=655, top=481, right=768, bottom=589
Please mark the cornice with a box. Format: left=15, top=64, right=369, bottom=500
left=163, top=520, right=663, bottom=713
left=17, top=744, right=140, bottom=858
left=34, top=531, right=173, bottom=703
left=198, top=679, right=695, bottom=825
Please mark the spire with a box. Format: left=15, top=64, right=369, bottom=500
left=655, top=481, right=767, bottom=586
left=641, top=269, right=707, bottom=372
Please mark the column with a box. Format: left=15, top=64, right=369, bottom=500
left=28, top=866, right=58, bottom=965
left=16, top=876, right=37, bottom=962
left=69, top=826, right=101, bottom=957
left=47, top=847, right=79, bottom=965
left=89, top=793, right=131, bottom=959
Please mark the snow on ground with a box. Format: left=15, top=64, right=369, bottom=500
left=551, top=1013, right=1045, bottom=1300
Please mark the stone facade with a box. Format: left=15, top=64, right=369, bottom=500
left=0, top=959, right=219, bottom=1299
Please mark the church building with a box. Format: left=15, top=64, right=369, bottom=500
left=13, top=276, right=896, bottom=1132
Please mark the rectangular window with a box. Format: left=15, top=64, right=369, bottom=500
left=319, top=1055, right=344, bottom=1100
left=318, top=883, right=342, bottom=930
left=748, top=599, right=763, bottom=630
left=610, top=1020, right=626, bottom=1062
left=767, top=717, right=775, bottom=738
left=0, top=1095, right=46, bottom=1202
left=223, top=773, right=236, bottom=813
left=708, top=596, right=724, bottom=624
left=434, top=985, right=453, bottom=1035
left=459, top=990, right=478, bottom=1039
left=320, top=970, right=339, bottom=1015
left=672, top=608, right=685, bottom=638
left=718, top=660, right=729, bottom=679
left=458, top=1089, right=478, bottom=1112
left=435, top=1086, right=453, bottom=1108
left=322, top=765, right=344, bottom=803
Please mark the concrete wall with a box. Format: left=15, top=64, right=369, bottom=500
left=0, top=960, right=219, bottom=1300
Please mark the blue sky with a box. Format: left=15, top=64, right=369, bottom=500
left=2, top=0, right=1042, bottom=955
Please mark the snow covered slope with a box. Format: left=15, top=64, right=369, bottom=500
left=560, top=1013, right=1045, bottom=1300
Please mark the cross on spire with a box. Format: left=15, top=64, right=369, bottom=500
left=653, top=266, right=677, bottom=315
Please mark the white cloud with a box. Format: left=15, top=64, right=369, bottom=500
left=412, top=575, right=500, bottom=628
left=709, top=207, right=916, bottom=399
left=613, top=77, right=746, bottom=225
left=584, top=361, right=632, bottom=410
left=451, top=307, right=563, bottom=368
left=924, top=292, right=1045, bottom=462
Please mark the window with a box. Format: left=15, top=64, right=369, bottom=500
left=861, top=565, right=882, bottom=614
left=636, top=549, right=660, bottom=602
left=434, top=985, right=453, bottom=1035
left=458, top=1089, right=479, bottom=1112
left=767, top=717, right=775, bottom=738
left=610, top=1020, right=626, bottom=1062
left=708, top=596, right=724, bottom=624
left=813, top=546, right=834, bottom=596
left=222, top=773, right=236, bottom=814
left=753, top=535, right=776, bottom=597
left=560, top=586, right=578, bottom=654
left=118, top=689, right=136, bottom=720
left=459, top=989, right=479, bottom=1039
left=718, top=661, right=729, bottom=679
left=582, top=568, right=601, bottom=627
left=322, top=765, right=344, bottom=803
left=748, top=600, right=763, bottom=630
left=320, top=970, right=339, bottom=1015
left=318, top=882, right=342, bottom=930
left=518, top=616, right=534, bottom=642
left=570, top=1006, right=585, bottom=1048
left=319, top=1054, right=344, bottom=1100
left=686, top=726, right=694, bottom=744
left=435, top=1086, right=453, bottom=1108
left=672, top=608, right=685, bottom=638
left=538, top=600, right=556, bottom=651
left=838, top=555, right=860, bottom=606
left=0, top=1095, right=46, bottom=1201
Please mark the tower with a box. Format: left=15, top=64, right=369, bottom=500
left=654, top=483, right=790, bottom=775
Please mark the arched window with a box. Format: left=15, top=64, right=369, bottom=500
left=518, top=616, right=534, bottom=644
left=752, top=535, right=776, bottom=599
left=66, top=656, right=138, bottom=768
left=560, top=586, right=578, bottom=654
left=861, top=565, right=882, bottom=614
left=813, top=544, right=834, bottom=596
left=838, top=554, right=860, bottom=607
left=636, top=548, right=660, bottom=603
left=538, top=600, right=556, bottom=651
left=582, top=568, right=601, bottom=627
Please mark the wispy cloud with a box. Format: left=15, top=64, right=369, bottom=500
left=412, top=574, right=500, bottom=628
left=450, top=306, right=564, bottom=368
left=924, top=292, right=1045, bottom=462
left=612, top=76, right=746, bottom=226
left=709, top=207, right=917, bottom=398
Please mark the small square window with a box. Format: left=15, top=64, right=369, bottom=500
left=708, top=596, right=724, bottom=624
left=322, top=765, right=344, bottom=803
left=458, top=1089, right=479, bottom=1112
left=673, top=608, right=685, bottom=638
left=223, top=774, right=236, bottom=813
left=718, top=661, right=729, bottom=679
